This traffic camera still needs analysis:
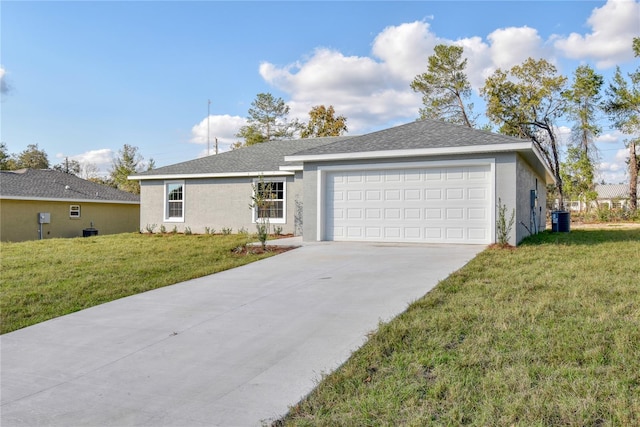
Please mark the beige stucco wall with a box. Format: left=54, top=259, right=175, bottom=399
left=0, top=199, right=140, bottom=242
left=139, top=172, right=303, bottom=235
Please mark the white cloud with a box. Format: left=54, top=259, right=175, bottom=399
left=55, top=148, right=114, bottom=178
left=615, top=147, right=631, bottom=162
left=190, top=114, right=246, bottom=154
left=487, top=26, right=549, bottom=70
left=597, top=148, right=632, bottom=183
left=256, top=19, right=566, bottom=132
left=371, top=21, right=441, bottom=83
left=0, top=66, right=8, bottom=94
left=553, top=0, right=640, bottom=68
left=596, top=132, right=623, bottom=144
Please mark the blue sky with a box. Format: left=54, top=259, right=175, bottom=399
left=1, top=0, right=639, bottom=183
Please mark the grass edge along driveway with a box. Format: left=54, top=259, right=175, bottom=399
left=1, top=233, right=281, bottom=334
left=279, top=228, right=640, bottom=427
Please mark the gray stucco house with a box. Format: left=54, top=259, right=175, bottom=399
left=131, top=119, right=554, bottom=245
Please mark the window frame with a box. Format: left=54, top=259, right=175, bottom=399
left=69, top=204, right=81, bottom=219
left=164, top=180, right=185, bottom=222
left=252, top=178, right=286, bottom=224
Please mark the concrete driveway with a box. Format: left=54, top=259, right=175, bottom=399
left=1, top=240, right=483, bottom=427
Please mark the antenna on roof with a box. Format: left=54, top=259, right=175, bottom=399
left=207, top=99, right=211, bottom=156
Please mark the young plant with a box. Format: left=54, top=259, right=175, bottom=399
left=159, top=224, right=166, bottom=234
left=222, top=227, right=232, bottom=235
left=274, top=226, right=283, bottom=236
left=496, top=198, right=515, bottom=246
left=145, top=224, right=157, bottom=234
left=251, top=177, right=273, bottom=250
left=184, top=226, right=192, bottom=235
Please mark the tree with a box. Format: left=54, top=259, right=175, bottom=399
left=53, top=158, right=82, bottom=175
left=110, top=144, right=145, bottom=194
left=301, top=105, right=348, bottom=138
left=410, top=44, right=476, bottom=127
left=13, top=144, right=50, bottom=169
left=0, top=142, right=16, bottom=170
left=560, top=146, right=597, bottom=210
left=236, top=93, right=302, bottom=147
left=564, top=65, right=604, bottom=159
left=482, top=58, right=568, bottom=208
left=562, top=65, right=603, bottom=210
left=603, top=37, right=640, bottom=211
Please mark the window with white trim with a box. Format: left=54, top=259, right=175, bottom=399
left=69, top=205, right=81, bottom=218
left=253, top=179, right=285, bottom=224
left=165, top=181, right=185, bottom=221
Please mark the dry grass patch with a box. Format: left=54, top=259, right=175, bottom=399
left=280, top=229, right=640, bottom=426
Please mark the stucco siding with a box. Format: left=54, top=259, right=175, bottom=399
left=515, top=154, right=547, bottom=243
left=139, top=172, right=303, bottom=235
left=0, top=199, right=139, bottom=242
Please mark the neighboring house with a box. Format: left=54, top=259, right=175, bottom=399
left=1, top=169, right=140, bottom=242
left=131, top=119, right=554, bottom=246
left=567, top=182, right=639, bottom=211
left=595, top=183, right=639, bottom=209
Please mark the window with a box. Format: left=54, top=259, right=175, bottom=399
left=69, top=205, right=81, bottom=218
left=253, top=179, right=285, bottom=224
left=165, top=181, right=184, bottom=221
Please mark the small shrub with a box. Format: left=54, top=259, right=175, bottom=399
left=274, top=226, right=283, bottom=236
left=496, top=198, right=515, bottom=246
left=159, top=224, right=166, bottom=234
left=184, top=227, right=192, bottom=235
left=222, top=227, right=232, bottom=235
left=171, top=226, right=178, bottom=234
left=238, top=227, right=248, bottom=235
left=145, top=224, right=157, bottom=234
left=204, top=227, right=211, bottom=235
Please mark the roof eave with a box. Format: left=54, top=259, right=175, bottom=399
left=0, top=196, right=140, bottom=204
left=129, top=170, right=295, bottom=181
left=284, top=142, right=533, bottom=163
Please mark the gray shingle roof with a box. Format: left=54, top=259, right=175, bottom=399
left=596, top=183, right=640, bottom=199
left=132, top=137, right=352, bottom=177
left=0, top=169, right=140, bottom=203
left=290, top=119, right=529, bottom=156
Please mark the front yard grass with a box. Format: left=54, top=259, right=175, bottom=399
left=1, top=233, right=278, bottom=334
left=281, top=229, right=640, bottom=426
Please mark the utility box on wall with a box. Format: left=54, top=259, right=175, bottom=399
left=38, top=213, right=51, bottom=224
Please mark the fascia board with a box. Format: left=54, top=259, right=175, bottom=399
left=285, top=142, right=533, bottom=163
left=130, top=170, right=294, bottom=181
left=0, top=196, right=140, bottom=204
left=279, top=165, right=303, bottom=171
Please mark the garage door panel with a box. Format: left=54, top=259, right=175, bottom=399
left=325, top=164, right=492, bottom=244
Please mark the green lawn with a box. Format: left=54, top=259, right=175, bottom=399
left=0, top=233, right=277, bottom=334
left=280, top=229, right=640, bottom=426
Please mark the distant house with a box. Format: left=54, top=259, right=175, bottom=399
left=131, top=119, right=554, bottom=246
left=567, top=182, right=639, bottom=211
left=0, top=169, right=140, bottom=242
left=595, top=182, right=639, bottom=209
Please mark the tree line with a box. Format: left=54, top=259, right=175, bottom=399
left=0, top=142, right=152, bottom=194
left=232, top=37, right=638, bottom=212
left=410, top=39, right=639, bottom=211
left=3, top=37, right=637, bottom=206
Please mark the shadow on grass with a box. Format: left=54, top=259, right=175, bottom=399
left=520, top=228, right=640, bottom=246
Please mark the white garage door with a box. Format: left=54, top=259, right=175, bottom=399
left=325, top=164, right=493, bottom=244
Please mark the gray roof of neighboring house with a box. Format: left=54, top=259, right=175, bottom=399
left=132, top=136, right=353, bottom=178
left=0, top=169, right=140, bottom=203
left=596, top=183, right=639, bottom=199
left=290, top=119, right=530, bottom=156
